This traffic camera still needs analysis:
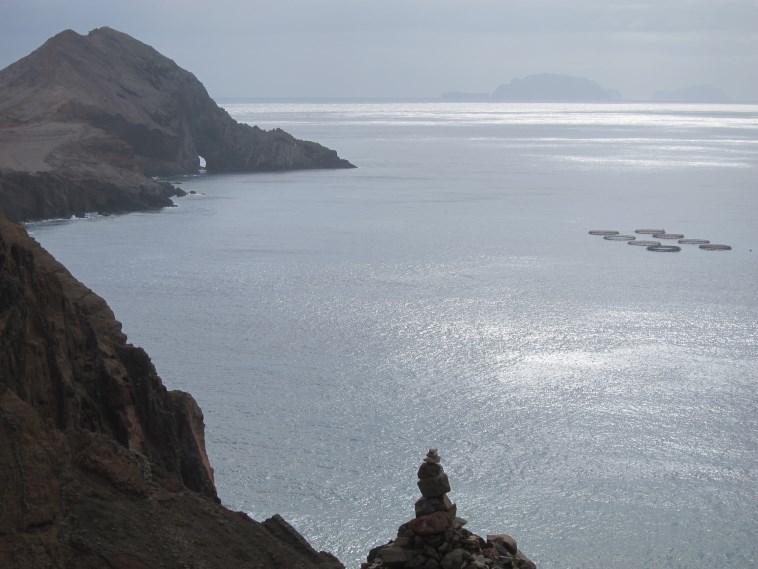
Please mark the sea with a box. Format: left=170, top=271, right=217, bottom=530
left=27, top=101, right=758, bottom=568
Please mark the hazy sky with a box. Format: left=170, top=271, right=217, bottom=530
left=1, top=0, right=756, bottom=101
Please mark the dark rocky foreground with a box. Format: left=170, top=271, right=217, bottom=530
left=366, top=450, right=535, bottom=569
left=0, top=27, right=354, bottom=221
left=0, top=213, right=343, bottom=568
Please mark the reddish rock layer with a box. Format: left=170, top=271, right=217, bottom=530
left=0, top=214, right=343, bottom=568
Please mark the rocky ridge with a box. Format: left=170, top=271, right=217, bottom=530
left=366, top=450, right=536, bottom=569
left=0, top=212, right=343, bottom=568
left=0, top=27, right=354, bottom=221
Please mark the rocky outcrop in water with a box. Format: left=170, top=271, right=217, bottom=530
left=0, top=213, right=343, bottom=568
left=365, top=450, right=536, bottom=569
left=0, top=27, right=354, bottom=221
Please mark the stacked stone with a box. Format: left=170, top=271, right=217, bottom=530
left=364, top=449, right=536, bottom=569
left=413, top=448, right=459, bottom=534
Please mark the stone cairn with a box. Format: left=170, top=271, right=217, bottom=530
left=364, top=449, right=536, bottom=569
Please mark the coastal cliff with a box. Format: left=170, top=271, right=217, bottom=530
left=0, top=27, right=354, bottom=221
left=0, top=213, right=343, bottom=568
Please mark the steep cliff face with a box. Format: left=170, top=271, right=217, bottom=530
left=0, top=27, right=354, bottom=221
left=0, top=214, right=343, bottom=568
left=0, top=168, right=178, bottom=224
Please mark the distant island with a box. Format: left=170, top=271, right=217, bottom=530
left=492, top=74, right=621, bottom=101
left=0, top=27, right=354, bottom=221
left=441, top=91, right=491, bottom=102
left=652, top=85, right=730, bottom=103
left=440, top=74, right=622, bottom=102
left=441, top=75, right=746, bottom=103
left=444, top=74, right=742, bottom=104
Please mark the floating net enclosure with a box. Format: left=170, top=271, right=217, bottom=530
left=604, top=235, right=636, bottom=241
left=700, top=244, right=732, bottom=251
left=589, top=227, right=731, bottom=253
left=652, top=233, right=684, bottom=240
left=647, top=245, right=681, bottom=252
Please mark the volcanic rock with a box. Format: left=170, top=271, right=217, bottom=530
left=415, top=495, right=456, bottom=517
left=418, top=461, right=443, bottom=479
left=0, top=27, right=354, bottom=221
left=0, top=213, right=343, bottom=568
left=409, top=512, right=453, bottom=535
left=418, top=472, right=451, bottom=498
left=487, top=534, right=518, bottom=556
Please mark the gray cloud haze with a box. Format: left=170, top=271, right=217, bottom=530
left=1, top=0, right=756, bottom=100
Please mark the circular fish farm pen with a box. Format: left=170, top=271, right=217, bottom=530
left=647, top=245, right=682, bottom=253
left=699, top=244, right=732, bottom=251
left=628, top=240, right=661, bottom=247
left=604, top=235, right=636, bottom=241
left=652, top=233, right=685, bottom=240
left=589, top=228, right=731, bottom=254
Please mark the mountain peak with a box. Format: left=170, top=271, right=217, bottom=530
left=0, top=27, right=354, bottom=220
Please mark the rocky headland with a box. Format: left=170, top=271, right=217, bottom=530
left=0, top=27, right=354, bottom=221
left=0, top=211, right=344, bottom=568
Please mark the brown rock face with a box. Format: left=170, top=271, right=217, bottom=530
left=0, top=214, right=215, bottom=497
left=408, top=511, right=453, bottom=535
left=0, top=27, right=354, bottom=221
left=0, top=166, right=179, bottom=222
left=0, top=214, right=343, bottom=568
left=487, top=534, right=518, bottom=556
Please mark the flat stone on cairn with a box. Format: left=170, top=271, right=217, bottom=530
left=363, top=449, right=537, bottom=569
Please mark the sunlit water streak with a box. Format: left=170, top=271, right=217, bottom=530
left=28, top=102, right=758, bottom=568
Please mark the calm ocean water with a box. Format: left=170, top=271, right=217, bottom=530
left=28, top=102, right=758, bottom=568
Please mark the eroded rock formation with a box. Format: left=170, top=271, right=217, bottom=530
left=0, top=213, right=343, bottom=568
left=365, top=450, right=536, bottom=569
left=0, top=27, right=354, bottom=221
